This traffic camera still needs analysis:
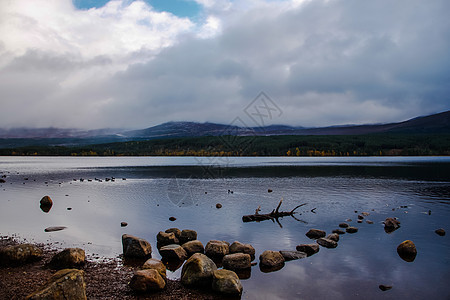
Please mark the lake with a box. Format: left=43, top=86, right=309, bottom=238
left=1, top=156, right=449, bottom=299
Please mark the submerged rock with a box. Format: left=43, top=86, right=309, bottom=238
left=142, top=258, right=167, bottom=281
left=212, top=269, right=243, bottom=295
left=129, top=269, right=166, bottom=292
left=182, top=240, right=204, bottom=257
left=122, top=234, right=152, bottom=258
left=26, top=269, right=86, bottom=300
left=296, top=244, right=319, bottom=256
left=181, top=253, right=217, bottom=287
left=222, top=253, right=251, bottom=270
left=279, top=251, right=307, bottom=261
left=397, top=240, right=417, bottom=262
left=305, top=229, right=326, bottom=239
left=0, top=244, right=43, bottom=266
left=435, top=228, right=446, bottom=236
left=49, top=248, right=85, bottom=269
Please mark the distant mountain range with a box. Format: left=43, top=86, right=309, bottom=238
left=0, top=110, right=449, bottom=148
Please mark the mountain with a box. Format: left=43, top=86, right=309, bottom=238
left=0, top=110, right=449, bottom=149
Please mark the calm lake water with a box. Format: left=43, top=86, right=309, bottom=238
left=1, top=156, right=450, bottom=299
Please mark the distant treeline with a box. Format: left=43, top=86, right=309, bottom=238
left=0, top=134, right=449, bottom=156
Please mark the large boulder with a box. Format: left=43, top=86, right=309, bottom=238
left=156, top=231, right=179, bottom=248
left=259, top=250, right=285, bottom=272
left=181, top=240, right=204, bottom=257
left=181, top=253, right=217, bottom=287
left=159, top=244, right=187, bottom=261
left=229, top=241, right=255, bottom=260
left=122, top=234, right=152, bottom=258
left=179, top=229, right=197, bottom=244
left=26, top=269, right=86, bottom=300
left=279, top=251, right=307, bottom=261
left=205, top=240, right=229, bottom=260
left=296, top=244, right=319, bottom=256
left=49, top=248, right=85, bottom=269
left=317, top=238, right=338, bottom=248
left=0, top=244, right=43, bottom=266
left=129, top=269, right=166, bottom=292
left=397, top=240, right=417, bottom=262
left=305, top=229, right=326, bottom=239
left=142, top=258, right=166, bottom=281
left=222, top=253, right=251, bottom=270
left=212, top=269, right=243, bottom=295
left=384, top=218, right=400, bottom=233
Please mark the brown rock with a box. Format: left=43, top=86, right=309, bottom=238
left=181, top=240, right=204, bottom=257
left=205, top=240, right=229, bottom=260
left=317, top=238, right=338, bottom=248
left=49, top=248, right=85, bottom=269
left=212, top=269, right=243, bottom=295
left=279, top=251, right=307, bottom=261
left=0, top=244, right=43, bottom=266
left=165, top=228, right=181, bottom=239
left=325, top=233, right=340, bottom=242
left=44, top=226, right=66, bottom=232
left=169, top=217, right=176, bottom=221
left=222, top=253, right=251, bottom=270
left=159, top=244, right=187, bottom=261
left=142, top=258, right=166, bottom=281
left=129, top=269, right=165, bottom=292
left=181, top=253, right=217, bottom=287
left=339, top=223, right=349, bottom=228
left=179, top=229, right=197, bottom=244
left=295, top=244, right=319, bottom=256
left=26, top=269, right=86, bottom=300
left=40, top=196, right=53, bottom=207
left=379, top=284, right=392, bottom=291
left=229, top=241, right=255, bottom=260
left=216, top=203, right=222, bottom=209
left=332, top=229, right=345, bottom=235
left=259, top=250, right=285, bottom=269
left=435, top=228, right=446, bottom=236
left=156, top=231, right=179, bottom=248
left=120, top=222, right=128, bottom=227
left=384, top=217, right=400, bottom=233
left=346, top=227, right=358, bottom=233
left=397, top=240, right=417, bottom=262
left=122, top=234, right=152, bottom=258
left=305, top=229, right=326, bottom=239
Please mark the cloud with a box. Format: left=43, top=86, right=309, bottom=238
left=0, top=0, right=449, bottom=129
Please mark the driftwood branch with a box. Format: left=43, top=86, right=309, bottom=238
left=242, top=199, right=307, bottom=225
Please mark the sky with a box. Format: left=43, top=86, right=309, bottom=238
left=0, top=0, right=449, bottom=129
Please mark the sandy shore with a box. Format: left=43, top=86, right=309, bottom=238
left=0, top=236, right=231, bottom=300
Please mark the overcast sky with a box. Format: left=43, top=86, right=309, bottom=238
left=0, top=0, right=449, bottom=129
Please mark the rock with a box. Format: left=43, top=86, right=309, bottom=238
left=296, top=244, right=319, bottom=256
left=179, top=229, right=197, bottom=244
left=339, top=223, right=349, bottom=228
left=205, top=240, right=229, bottom=260
left=229, top=241, right=256, bottom=260
left=357, top=214, right=364, bottom=220
left=44, top=226, right=67, bottom=232
left=317, top=238, right=338, bottom=248
left=259, top=250, right=285, bottom=269
left=366, top=220, right=374, bottom=224
left=332, top=229, right=345, bottom=235
left=279, top=251, right=307, bottom=261
left=435, top=228, right=446, bottom=236
left=156, top=231, right=179, bottom=248
left=397, top=240, right=417, bottom=262
left=345, top=219, right=352, bottom=222
left=268, top=189, right=273, bottom=193
left=159, top=244, right=187, bottom=261
left=346, top=227, right=358, bottom=233
left=129, top=269, right=165, bottom=292
left=384, top=217, right=400, bottom=233
left=181, top=253, right=217, bottom=287
left=361, top=212, right=370, bottom=216
left=305, top=229, right=326, bottom=239
left=216, top=203, right=222, bottom=209
left=122, top=234, right=152, bottom=258
left=120, top=222, right=128, bottom=227
left=142, top=258, right=167, bottom=281
left=0, top=179, right=5, bottom=183
left=181, top=240, right=204, bottom=257
left=162, top=257, right=184, bottom=272
left=26, top=269, right=86, bottom=300
left=222, top=253, right=251, bottom=270
left=357, top=220, right=363, bottom=223
left=212, top=269, right=243, bottom=295
left=49, top=248, right=85, bottom=269
left=169, top=216, right=176, bottom=221
left=165, top=228, right=181, bottom=239
left=325, top=233, right=339, bottom=242
left=40, top=196, right=53, bottom=207
left=0, top=244, right=43, bottom=266
left=379, top=284, right=392, bottom=291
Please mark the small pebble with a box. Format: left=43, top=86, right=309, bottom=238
left=216, top=203, right=222, bottom=209
left=169, top=217, right=176, bottom=221
left=121, top=222, right=128, bottom=227
left=435, top=228, right=446, bottom=236
left=379, top=285, right=392, bottom=291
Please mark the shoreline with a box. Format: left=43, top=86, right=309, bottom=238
left=0, top=236, right=228, bottom=300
